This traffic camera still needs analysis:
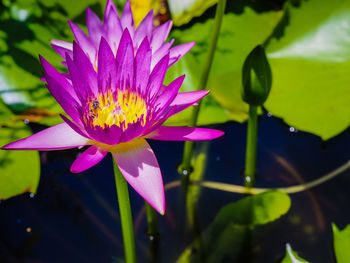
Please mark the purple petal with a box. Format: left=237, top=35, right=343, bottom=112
left=68, top=20, right=96, bottom=62
left=104, top=6, right=123, bottom=56
left=86, top=8, right=104, bottom=47
left=98, top=37, right=117, bottom=93
left=151, top=39, right=174, bottom=70
left=167, top=90, right=209, bottom=117
left=70, top=145, right=108, bottom=173
left=116, top=29, right=134, bottom=90
left=171, top=90, right=209, bottom=107
left=40, top=60, right=81, bottom=125
left=2, top=123, right=88, bottom=150
left=146, top=126, right=224, bottom=141
left=135, top=37, right=151, bottom=94
left=120, top=0, right=135, bottom=39
left=72, top=42, right=98, bottom=94
left=169, top=42, right=195, bottom=67
left=60, top=114, right=90, bottom=139
left=51, top=40, right=73, bottom=60
left=154, top=75, right=185, bottom=111
left=147, top=54, right=169, bottom=99
left=104, top=0, right=119, bottom=20
left=40, top=55, right=79, bottom=103
left=112, top=139, right=165, bottom=214
left=134, top=10, right=153, bottom=48
left=151, top=20, right=172, bottom=52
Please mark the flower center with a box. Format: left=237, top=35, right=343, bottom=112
left=85, top=90, right=148, bottom=130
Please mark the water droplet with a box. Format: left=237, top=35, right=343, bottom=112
left=24, top=119, right=29, bottom=124
left=149, top=235, right=155, bottom=241
left=289, top=127, right=296, bottom=133
left=267, top=112, right=272, bottom=117
left=245, top=176, right=251, bottom=183
left=29, top=193, right=35, bottom=198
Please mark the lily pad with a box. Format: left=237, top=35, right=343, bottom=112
left=265, top=0, right=350, bottom=140
left=177, top=191, right=291, bottom=262
left=167, top=0, right=218, bottom=26
left=332, top=223, right=350, bottom=263
left=167, top=8, right=283, bottom=125
left=0, top=123, right=40, bottom=200
left=281, top=244, right=310, bottom=263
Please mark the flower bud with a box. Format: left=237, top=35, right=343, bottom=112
left=241, top=45, right=272, bottom=106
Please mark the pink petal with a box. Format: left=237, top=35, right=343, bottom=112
left=70, top=145, right=108, bottom=173
left=151, top=39, right=174, bottom=70
left=134, top=10, right=153, bottom=48
left=148, top=54, right=169, bottom=99
left=86, top=8, right=105, bottom=47
left=151, top=20, right=172, bottom=52
left=171, top=90, right=209, bottom=106
left=120, top=0, right=135, bottom=39
left=135, top=37, right=151, bottom=94
left=112, top=139, right=165, bottom=214
left=68, top=20, right=96, bottom=62
left=51, top=40, right=73, bottom=59
left=1, top=123, right=88, bottom=150
left=169, top=42, right=195, bottom=67
left=104, top=7, right=122, bottom=55
left=146, top=126, right=224, bottom=141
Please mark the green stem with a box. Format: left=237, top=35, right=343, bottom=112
left=113, top=160, right=137, bottom=263
left=244, top=105, right=258, bottom=188
left=145, top=201, right=159, bottom=237
left=181, top=0, right=227, bottom=180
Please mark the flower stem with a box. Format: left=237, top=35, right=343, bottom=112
left=145, top=201, right=159, bottom=237
left=113, top=160, right=137, bottom=263
left=181, top=0, right=227, bottom=182
left=244, top=105, right=258, bottom=188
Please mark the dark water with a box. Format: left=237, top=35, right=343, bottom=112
left=0, top=112, right=349, bottom=263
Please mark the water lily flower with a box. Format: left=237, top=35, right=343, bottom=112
left=1, top=0, right=224, bottom=214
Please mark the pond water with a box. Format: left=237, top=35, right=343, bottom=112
left=0, top=111, right=349, bottom=262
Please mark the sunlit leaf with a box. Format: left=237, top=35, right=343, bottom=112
left=167, top=8, right=283, bottom=125
left=167, top=0, right=218, bottom=26
left=332, top=223, right=350, bottom=263
left=281, top=244, right=310, bottom=263
left=265, top=0, right=350, bottom=140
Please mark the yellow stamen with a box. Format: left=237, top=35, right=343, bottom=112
left=90, top=138, right=145, bottom=152
left=85, top=90, right=148, bottom=130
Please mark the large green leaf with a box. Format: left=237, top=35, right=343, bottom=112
left=281, top=244, right=309, bottom=263
left=167, top=8, right=283, bottom=126
left=332, top=223, right=350, bottom=263
left=177, top=191, right=291, bottom=263
left=167, top=0, right=218, bottom=26
left=0, top=123, right=40, bottom=200
left=265, top=0, right=350, bottom=140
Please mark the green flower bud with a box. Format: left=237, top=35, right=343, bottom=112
left=241, top=45, right=272, bottom=106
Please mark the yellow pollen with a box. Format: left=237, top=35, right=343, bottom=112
left=86, top=90, right=148, bottom=130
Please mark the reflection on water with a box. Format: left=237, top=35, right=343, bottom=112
left=0, top=112, right=349, bottom=262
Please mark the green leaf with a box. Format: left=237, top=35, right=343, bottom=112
left=177, top=191, right=291, bottom=263
left=168, top=8, right=283, bottom=125
left=0, top=124, right=40, bottom=200
left=211, top=190, right=291, bottom=233
left=167, top=0, right=218, bottom=26
left=265, top=0, right=350, bottom=140
left=281, top=244, right=310, bottom=263
left=332, top=223, right=350, bottom=263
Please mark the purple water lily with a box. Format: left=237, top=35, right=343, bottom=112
left=2, top=0, right=224, bottom=214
